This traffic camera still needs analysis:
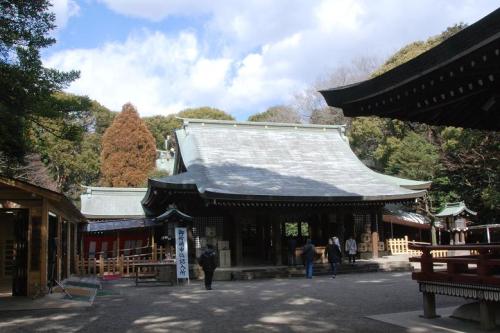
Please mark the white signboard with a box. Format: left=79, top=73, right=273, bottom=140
left=175, top=227, right=189, bottom=279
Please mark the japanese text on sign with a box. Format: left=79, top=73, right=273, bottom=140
left=175, top=227, right=189, bottom=279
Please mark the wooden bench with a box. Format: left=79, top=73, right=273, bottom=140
left=409, top=243, right=500, bottom=330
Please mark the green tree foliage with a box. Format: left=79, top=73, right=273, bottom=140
left=143, top=115, right=181, bottom=149
left=178, top=107, right=234, bottom=121
left=0, top=1, right=87, bottom=166
left=30, top=93, right=114, bottom=198
left=101, top=103, right=157, bottom=187
left=348, top=117, right=385, bottom=164
left=385, top=132, right=439, bottom=180
left=371, top=24, right=466, bottom=77
left=89, top=100, right=116, bottom=135
left=310, top=107, right=346, bottom=126
left=144, top=107, right=234, bottom=149
left=248, top=106, right=301, bottom=123
left=437, top=128, right=499, bottom=220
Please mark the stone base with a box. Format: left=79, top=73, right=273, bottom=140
left=452, top=301, right=500, bottom=328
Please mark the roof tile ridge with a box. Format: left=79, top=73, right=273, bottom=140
left=178, top=117, right=347, bottom=131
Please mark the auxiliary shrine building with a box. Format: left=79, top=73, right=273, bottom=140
left=141, top=119, right=430, bottom=266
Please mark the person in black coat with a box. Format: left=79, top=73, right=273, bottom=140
left=325, top=237, right=342, bottom=278
left=198, top=244, right=217, bottom=290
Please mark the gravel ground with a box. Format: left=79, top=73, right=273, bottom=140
left=0, top=271, right=464, bottom=332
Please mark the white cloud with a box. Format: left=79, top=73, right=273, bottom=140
left=46, top=0, right=499, bottom=118
left=50, top=0, right=80, bottom=29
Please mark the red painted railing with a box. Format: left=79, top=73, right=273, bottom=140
left=409, top=243, right=500, bottom=286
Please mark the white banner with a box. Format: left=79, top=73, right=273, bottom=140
left=175, top=227, right=189, bottom=279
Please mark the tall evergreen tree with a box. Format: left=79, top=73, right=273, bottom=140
left=0, top=0, right=87, bottom=167
left=100, top=103, right=156, bottom=187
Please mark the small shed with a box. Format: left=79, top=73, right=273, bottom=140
left=0, top=176, right=85, bottom=297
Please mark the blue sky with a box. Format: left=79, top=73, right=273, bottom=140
left=45, top=1, right=499, bottom=120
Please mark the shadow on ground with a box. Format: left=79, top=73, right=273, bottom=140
left=0, top=272, right=466, bottom=333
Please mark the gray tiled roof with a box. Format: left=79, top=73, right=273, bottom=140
left=81, top=187, right=147, bottom=218
left=436, top=201, right=477, bottom=217
left=85, top=218, right=155, bottom=232
left=150, top=119, right=426, bottom=202
left=84, top=209, right=192, bottom=232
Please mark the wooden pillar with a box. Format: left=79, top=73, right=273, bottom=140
left=371, top=209, right=379, bottom=259
left=117, top=231, right=121, bottom=257
left=422, top=292, right=438, bottom=318
left=40, top=198, right=49, bottom=291
left=57, top=215, right=62, bottom=281
left=320, top=214, right=328, bottom=242
left=325, top=214, right=331, bottom=241
left=272, top=217, right=282, bottom=266
left=66, top=221, right=71, bottom=278
left=235, top=217, right=243, bottom=266
left=26, top=209, right=32, bottom=296
left=337, top=210, right=345, bottom=245
left=256, top=218, right=264, bottom=260
left=73, top=223, right=77, bottom=274
left=151, top=228, right=156, bottom=261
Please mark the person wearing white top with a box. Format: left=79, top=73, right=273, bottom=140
left=345, top=236, right=357, bottom=265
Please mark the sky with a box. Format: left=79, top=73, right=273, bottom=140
left=45, top=0, right=499, bottom=120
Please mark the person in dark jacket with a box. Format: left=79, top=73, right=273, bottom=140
left=302, top=239, right=316, bottom=279
left=198, top=244, right=217, bottom=290
left=325, top=237, right=342, bottom=278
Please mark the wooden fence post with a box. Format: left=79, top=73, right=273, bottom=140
left=99, top=258, right=104, bottom=277
left=119, top=255, right=124, bottom=275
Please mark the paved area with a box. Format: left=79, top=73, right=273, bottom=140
left=0, top=293, right=92, bottom=311
left=368, top=306, right=486, bottom=333
left=0, top=272, right=471, bottom=332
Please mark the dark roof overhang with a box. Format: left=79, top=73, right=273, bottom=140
left=320, top=8, right=500, bottom=131
left=0, top=176, right=86, bottom=223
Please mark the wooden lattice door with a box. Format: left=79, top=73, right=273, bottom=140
left=12, top=210, right=28, bottom=296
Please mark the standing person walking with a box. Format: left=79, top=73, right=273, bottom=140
left=302, top=239, right=316, bottom=279
left=198, top=244, right=217, bottom=290
left=325, top=237, right=342, bottom=278
left=345, top=235, right=357, bottom=265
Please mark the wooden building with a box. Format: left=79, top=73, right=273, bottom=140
left=383, top=203, right=437, bottom=243
left=142, top=119, right=430, bottom=266
left=80, top=187, right=150, bottom=258
left=0, top=177, right=85, bottom=297
left=320, top=8, right=500, bottom=131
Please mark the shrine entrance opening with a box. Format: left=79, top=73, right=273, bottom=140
left=0, top=209, right=29, bottom=297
